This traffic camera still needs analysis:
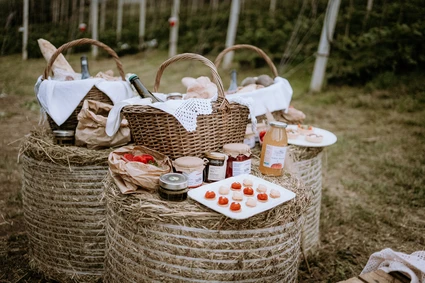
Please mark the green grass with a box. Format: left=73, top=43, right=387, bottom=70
left=0, top=50, right=424, bottom=282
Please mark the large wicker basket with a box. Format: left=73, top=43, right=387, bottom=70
left=41, top=38, right=126, bottom=132
left=215, top=44, right=300, bottom=124
left=122, top=53, right=250, bottom=160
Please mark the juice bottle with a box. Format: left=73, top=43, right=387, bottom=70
left=259, top=121, right=288, bottom=176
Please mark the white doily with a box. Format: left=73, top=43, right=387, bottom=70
left=226, top=95, right=258, bottom=136
left=361, top=248, right=425, bottom=283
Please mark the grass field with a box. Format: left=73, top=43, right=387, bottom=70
left=0, top=49, right=424, bottom=282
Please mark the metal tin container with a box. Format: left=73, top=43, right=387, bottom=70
left=53, top=130, right=75, bottom=146
left=158, top=173, right=188, bottom=201
left=166, top=92, right=183, bottom=101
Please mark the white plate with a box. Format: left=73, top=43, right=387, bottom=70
left=188, top=174, right=296, bottom=220
left=287, top=125, right=337, bottom=147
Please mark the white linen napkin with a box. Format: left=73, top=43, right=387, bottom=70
left=36, top=76, right=135, bottom=126
left=226, top=76, right=293, bottom=116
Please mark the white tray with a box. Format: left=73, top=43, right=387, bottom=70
left=287, top=124, right=337, bottom=147
left=188, top=174, right=296, bottom=220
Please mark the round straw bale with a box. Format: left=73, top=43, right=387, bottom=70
left=103, top=159, right=309, bottom=282
left=20, top=128, right=112, bottom=282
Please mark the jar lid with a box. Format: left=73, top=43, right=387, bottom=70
left=159, top=173, right=187, bottom=191
left=167, top=92, right=183, bottom=99
left=173, top=156, right=205, bottom=169
left=53, top=130, right=75, bottom=137
left=269, top=121, right=288, bottom=128
left=204, top=152, right=226, bottom=161
left=223, top=143, right=251, bottom=157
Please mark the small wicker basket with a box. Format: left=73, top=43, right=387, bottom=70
left=122, top=53, right=250, bottom=160
left=41, top=38, right=126, bottom=132
left=215, top=44, right=301, bottom=124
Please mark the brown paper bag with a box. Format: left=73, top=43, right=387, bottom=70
left=75, top=100, right=131, bottom=149
left=108, top=145, right=173, bottom=194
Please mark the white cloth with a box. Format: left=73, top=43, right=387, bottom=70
left=105, top=96, right=152, bottom=137
left=361, top=248, right=425, bottom=283
left=226, top=76, right=293, bottom=116
left=36, top=76, right=135, bottom=126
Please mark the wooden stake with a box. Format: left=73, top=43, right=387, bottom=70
left=22, top=0, right=29, bottom=60
left=309, top=0, right=341, bottom=92
left=117, top=0, right=123, bottom=41
left=223, top=0, right=240, bottom=69
left=90, top=0, right=99, bottom=58
left=139, top=0, right=146, bottom=48
left=168, top=0, right=180, bottom=57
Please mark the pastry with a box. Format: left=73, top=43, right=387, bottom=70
left=204, top=190, right=216, bottom=200
left=270, top=189, right=281, bottom=199
left=256, top=184, right=267, bottom=193
left=257, top=193, right=268, bottom=202
left=297, top=124, right=314, bottom=135
left=231, top=182, right=242, bottom=190
left=232, top=191, right=243, bottom=201
left=37, top=38, right=75, bottom=74
left=305, top=133, right=323, bottom=143
left=230, top=202, right=241, bottom=212
left=286, top=128, right=300, bottom=139
left=243, top=178, right=253, bottom=187
left=218, top=196, right=229, bottom=207
left=246, top=198, right=257, bottom=207
left=243, top=187, right=254, bottom=196
left=218, top=186, right=230, bottom=195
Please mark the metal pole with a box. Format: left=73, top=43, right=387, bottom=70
left=168, top=0, right=180, bottom=57
left=22, top=0, right=29, bottom=60
left=139, top=0, right=146, bottom=48
left=223, top=0, right=240, bottom=69
left=91, top=0, right=99, bottom=58
left=309, top=0, right=341, bottom=92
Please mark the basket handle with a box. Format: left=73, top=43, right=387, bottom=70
left=153, top=53, right=229, bottom=111
left=42, top=38, right=125, bottom=80
left=214, top=44, right=279, bottom=78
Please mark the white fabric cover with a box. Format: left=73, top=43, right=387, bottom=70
left=361, top=248, right=425, bottom=283
left=36, top=76, right=135, bottom=126
left=226, top=76, right=293, bottom=116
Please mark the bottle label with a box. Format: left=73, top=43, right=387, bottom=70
left=262, top=145, right=287, bottom=169
left=182, top=171, right=203, bottom=188
left=207, top=165, right=226, bottom=181
left=232, top=159, right=252, bottom=176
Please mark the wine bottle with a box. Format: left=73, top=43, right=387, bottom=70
left=128, top=74, right=161, bottom=102
left=80, top=55, right=90, bottom=79
left=227, top=69, right=238, bottom=94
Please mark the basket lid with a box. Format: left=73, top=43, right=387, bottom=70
left=223, top=143, right=251, bottom=158
left=159, top=173, right=187, bottom=191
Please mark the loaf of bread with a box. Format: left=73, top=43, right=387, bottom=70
left=38, top=38, right=75, bottom=74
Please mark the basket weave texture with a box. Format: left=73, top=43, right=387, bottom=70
left=122, top=53, right=250, bottom=160
left=42, top=38, right=125, bottom=132
left=19, top=129, right=111, bottom=282
left=290, top=146, right=324, bottom=254
left=103, top=156, right=309, bottom=282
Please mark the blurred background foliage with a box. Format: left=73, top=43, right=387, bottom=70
left=0, top=0, right=424, bottom=85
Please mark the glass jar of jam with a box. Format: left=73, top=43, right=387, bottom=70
left=203, top=152, right=227, bottom=183
left=223, top=143, right=252, bottom=178
left=158, top=173, right=188, bottom=201
left=172, top=156, right=206, bottom=188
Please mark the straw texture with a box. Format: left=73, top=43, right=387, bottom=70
left=42, top=38, right=124, bottom=132
left=290, top=146, right=324, bottom=254
left=103, top=158, right=309, bottom=282
left=19, top=129, right=111, bottom=282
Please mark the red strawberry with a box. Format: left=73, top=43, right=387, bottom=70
left=123, top=153, right=135, bottom=161
left=133, top=155, right=148, bottom=164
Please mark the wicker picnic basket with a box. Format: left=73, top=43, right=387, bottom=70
left=41, top=38, right=126, bottom=132
left=215, top=44, right=300, bottom=124
left=122, top=53, right=250, bottom=160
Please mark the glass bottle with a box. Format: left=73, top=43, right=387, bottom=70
left=128, top=73, right=161, bottom=102
left=80, top=55, right=90, bottom=79
left=259, top=121, right=288, bottom=176
left=227, top=69, right=238, bottom=94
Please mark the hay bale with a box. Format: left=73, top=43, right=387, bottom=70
left=103, top=157, right=309, bottom=282
left=289, top=146, right=324, bottom=254
left=20, top=129, right=112, bottom=282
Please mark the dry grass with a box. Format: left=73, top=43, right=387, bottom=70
left=0, top=49, right=424, bottom=282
